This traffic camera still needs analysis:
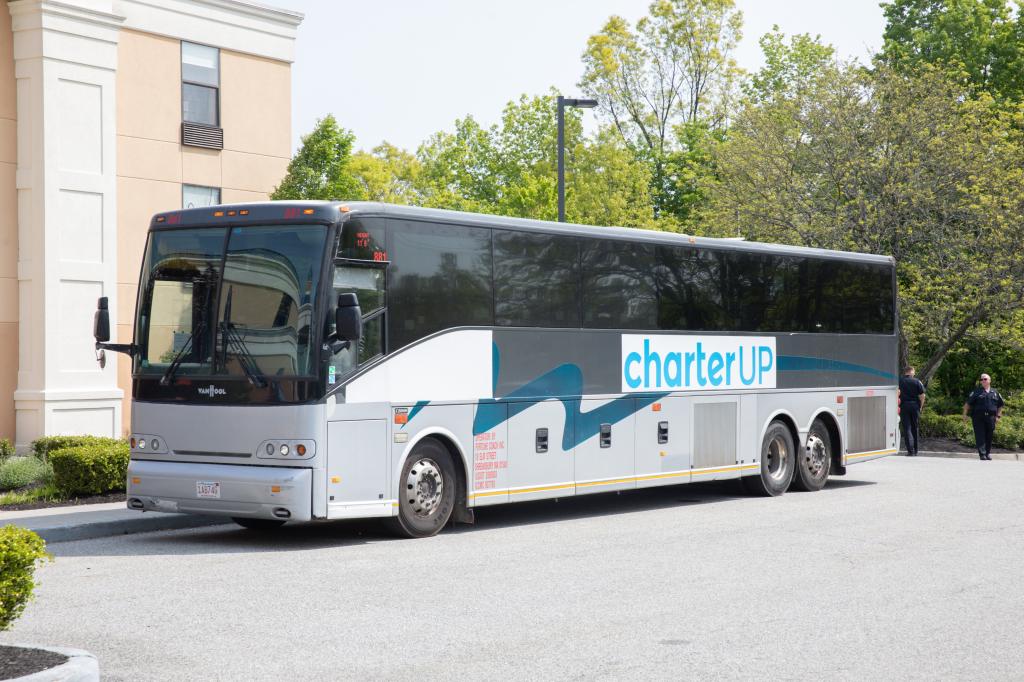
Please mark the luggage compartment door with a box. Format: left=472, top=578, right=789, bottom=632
left=327, top=419, right=388, bottom=507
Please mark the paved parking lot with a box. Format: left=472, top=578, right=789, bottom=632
left=3, top=456, right=1024, bottom=680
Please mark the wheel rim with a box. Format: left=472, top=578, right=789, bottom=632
left=405, top=458, right=444, bottom=518
left=766, top=434, right=790, bottom=483
left=804, top=434, right=828, bottom=480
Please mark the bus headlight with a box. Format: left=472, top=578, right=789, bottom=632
left=280, top=444, right=290, bottom=456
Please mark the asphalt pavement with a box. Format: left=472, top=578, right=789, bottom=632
left=1, top=455, right=1023, bottom=680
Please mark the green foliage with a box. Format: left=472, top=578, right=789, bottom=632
left=930, top=336, right=1024, bottom=405
left=879, top=0, right=1024, bottom=102
left=920, top=409, right=1024, bottom=449
left=920, top=410, right=975, bottom=444
left=415, top=93, right=658, bottom=228
left=745, top=25, right=836, bottom=104
left=49, top=441, right=130, bottom=497
left=0, top=525, right=49, bottom=631
left=271, top=114, right=362, bottom=201
left=707, top=62, right=1024, bottom=383
left=579, top=0, right=743, bottom=222
left=0, top=458, right=51, bottom=492
left=349, top=143, right=421, bottom=204
left=32, top=435, right=121, bottom=462
left=0, top=439, right=13, bottom=462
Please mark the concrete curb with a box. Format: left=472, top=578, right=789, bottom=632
left=30, top=513, right=229, bottom=544
left=7, top=645, right=98, bottom=681
left=0, top=507, right=230, bottom=544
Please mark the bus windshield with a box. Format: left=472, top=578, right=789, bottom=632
left=135, top=224, right=328, bottom=380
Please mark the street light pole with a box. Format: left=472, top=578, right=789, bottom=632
left=557, top=96, right=598, bottom=222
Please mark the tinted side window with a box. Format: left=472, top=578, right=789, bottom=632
left=831, top=262, right=894, bottom=334
left=494, top=231, right=580, bottom=328
left=581, top=240, right=658, bottom=329
left=388, top=220, right=493, bottom=349
left=653, top=245, right=726, bottom=331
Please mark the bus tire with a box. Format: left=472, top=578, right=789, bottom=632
left=743, top=420, right=795, bottom=497
left=791, top=419, right=831, bottom=492
left=388, top=438, right=456, bottom=539
left=232, top=517, right=286, bottom=531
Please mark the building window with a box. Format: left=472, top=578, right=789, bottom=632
left=181, top=42, right=219, bottom=126
left=183, top=184, right=221, bottom=209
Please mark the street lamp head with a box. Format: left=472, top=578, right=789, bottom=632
left=563, top=97, right=598, bottom=109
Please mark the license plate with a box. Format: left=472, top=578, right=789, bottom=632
left=196, top=481, right=221, bottom=499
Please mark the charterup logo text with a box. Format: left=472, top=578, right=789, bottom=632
left=621, top=335, right=776, bottom=392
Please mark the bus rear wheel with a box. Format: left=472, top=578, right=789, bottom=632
left=387, top=438, right=456, bottom=539
left=791, top=419, right=832, bottom=492
left=743, top=420, right=795, bottom=497
left=232, top=517, right=286, bottom=531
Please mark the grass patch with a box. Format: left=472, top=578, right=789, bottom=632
left=0, top=482, right=63, bottom=508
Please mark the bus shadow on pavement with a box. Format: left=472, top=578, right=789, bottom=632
left=458, top=476, right=876, bottom=533
left=53, top=477, right=876, bottom=558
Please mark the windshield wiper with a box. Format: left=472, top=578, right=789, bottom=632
left=160, top=317, right=205, bottom=386
left=219, top=286, right=267, bottom=388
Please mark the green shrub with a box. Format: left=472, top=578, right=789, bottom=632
left=49, top=442, right=130, bottom=497
left=0, top=525, right=49, bottom=631
left=0, top=457, right=51, bottom=492
left=31, top=435, right=121, bottom=462
left=0, top=439, right=14, bottom=462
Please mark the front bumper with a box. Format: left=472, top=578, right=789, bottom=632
left=127, top=459, right=313, bottom=522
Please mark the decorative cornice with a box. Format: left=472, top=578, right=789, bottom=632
left=8, top=0, right=125, bottom=29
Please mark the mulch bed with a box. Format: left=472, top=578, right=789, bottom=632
left=0, top=492, right=126, bottom=513
left=0, top=645, right=67, bottom=680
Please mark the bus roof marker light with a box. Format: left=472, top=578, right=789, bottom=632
left=239, top=209, right=249, bottom=215
left=302, top=208, right=315, bottom=215
left=339, top=205, right=350, bottom=213
left=227, top=210, right=236, bottom=216
left=155, top=216, right=166, bottom=223
left=213, top=210, right=225, bottom=217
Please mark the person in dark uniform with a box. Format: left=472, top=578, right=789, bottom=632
left=898, top=366, right=926, bottom=456
left=963, top=374, right=1005, bottom=460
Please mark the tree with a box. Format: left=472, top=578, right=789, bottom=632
left=415, top=93, right=659, bottom=227
left=349, top=143, right=422, bottom=204
left=879, top=0, right=1024, bottom=102
left=579, top=0, right=743, bottom=221
left=271, top=115, right=362, bottom=200
left=706, top=63, right=1024, bottom=383
left=745, top=26, right=836, bottom=104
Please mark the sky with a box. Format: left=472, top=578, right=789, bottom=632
left=285, top=0, right=887, bottom=154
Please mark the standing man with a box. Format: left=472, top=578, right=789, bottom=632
left=899, top=366, right=926, bottom=456
left=963, top=374, right=1005, bottom=460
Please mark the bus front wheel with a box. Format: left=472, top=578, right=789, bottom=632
left=791, top=419, right=831, bottom=492
left=388, top=438, right=456, bottom=539
left=743, top=420, right=795, bottom=497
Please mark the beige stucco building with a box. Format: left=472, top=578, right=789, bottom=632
left=0, top=0, right=303, bottom=451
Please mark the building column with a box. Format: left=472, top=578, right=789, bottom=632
left=10, top=0, right=124, bottom=451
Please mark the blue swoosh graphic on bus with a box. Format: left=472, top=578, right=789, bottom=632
left=473, top=345, right=667, bottom=449
left=777, top=355, right=895, bottom=380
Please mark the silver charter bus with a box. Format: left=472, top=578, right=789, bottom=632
left=94, top=202, right=899, bottom=538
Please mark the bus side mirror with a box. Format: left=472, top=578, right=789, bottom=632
left=94, top=297, right=111, bottom=343
left=335, top=293, right=362, bottom=344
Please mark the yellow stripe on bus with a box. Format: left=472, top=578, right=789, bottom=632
left=846, top=448, right=897, bottom=460
left=470, top=463, right=761, bottom=499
